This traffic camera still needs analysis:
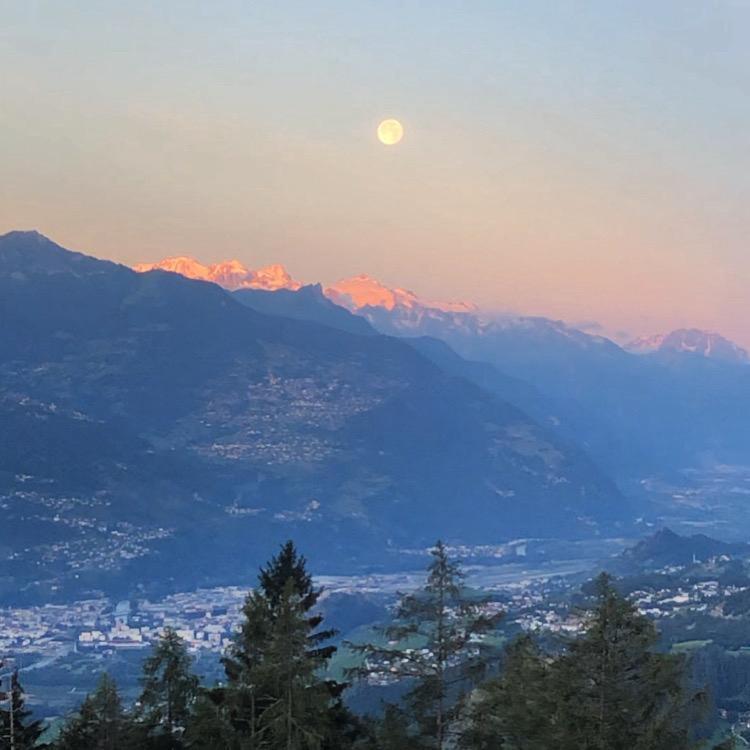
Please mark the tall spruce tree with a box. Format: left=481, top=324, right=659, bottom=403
left=136, top=627, right=199, bottom=748
left=369, top=704, right=412, bottom=750
left=222, top=586, right=273, bottom=744
left=259, top=541, right=314, bottom=608
left=54, top=673, right=130, bottom=750
left=258, top=541, right=338, bottom=667
left=348, top=541, right=503, bottom=750
left=461, top=573, right=708, bottom=750
left=182, top=694, right=233, bottom=750
left=222, top=541, right=359, bottom=749
left=254, top=578, right=333, bottom=748
left=552, top=573, right=704, bottom=750
left=0, top=668, right=44, bottom=750
left=460, top=635, right=553, bottom=750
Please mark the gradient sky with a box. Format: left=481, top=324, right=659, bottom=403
left=2, top=1, right=749, bottom=345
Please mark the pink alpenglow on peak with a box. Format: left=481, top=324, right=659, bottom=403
left=133, top=256, right=215, bottom=282
left=250, top=264, right=301, bottom=291
left=207, top=259, right=256, bottom=289
left=133, top=256, right=302, bottom=292
left=326, top=274, right=476, bottom=314
left=134, top=259, right=475, bottom=314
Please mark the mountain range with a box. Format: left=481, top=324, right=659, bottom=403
left=135, top=254, right=749, bottom=365
left=140, top=253, right=750, bottom=479
left=0, top=231, right=625, bottom=604
left=134, top=256, right=301, bottom=292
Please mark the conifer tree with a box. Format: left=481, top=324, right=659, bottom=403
left=182, top=694, right=233, bottom=750
left=137, top=627, right=199, bottom=747
left=461, top=573, right=708, bottom=750
left=259, top=540, right=314, bottom=608
left=222, top=587, right=273, bottom=744
left=254, top=578, right=332, bottom=748
left=349, top=540, right=503, bottom=749
left=258, top=541, right=338, bottom=666
left=460, top=635, right=553, bottom=750
left=54, top=673, right=130, bottom=750
left=323, top=700, right=372, bottom=750
left=552, top=573, right=704, bottom=750
left=0, top=668, right=44, bottom=750
left=371, top=704, right=413, bottom=750
left=222, top=541, right=360, bottom=749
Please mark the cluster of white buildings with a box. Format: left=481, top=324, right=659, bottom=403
left=74, top=588, right=253, bottom=653
left=0, top=586, right=253, bottom=661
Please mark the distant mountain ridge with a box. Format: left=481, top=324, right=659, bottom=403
left=132, top=255, right=621, bottom=355
left=326, top=273, right=476, bottom=314
left=627, top=329, right=748, bottom=364
left=133, top=255, right=747, bottom=365
left=134, top=256, right=476, bottom=315
left=134, top=255, right=301, bottom=291
left=233, top=284, right=376, bottom=336
left=133, top=252, right=750, bottom=478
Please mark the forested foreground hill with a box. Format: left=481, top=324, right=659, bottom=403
left=0, top=231, right=625, bottom=603
left=3, top=541, right=739, bottom=749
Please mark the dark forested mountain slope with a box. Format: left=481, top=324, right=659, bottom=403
left=617, top=528, right=750, bottom=571
left=233, top=286, right=559, bottom=431
left=233, top=284, right=376, bottom=336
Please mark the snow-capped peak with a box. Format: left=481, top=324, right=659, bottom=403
left=133, top=256, right=217, bottom=282
left=325, top=274, right=475, bottom=314
left=251, top=264, right=300, bottom=291
left=627, top=329, right=748, bottom=364
left=133, top=256, right=301, bottom=291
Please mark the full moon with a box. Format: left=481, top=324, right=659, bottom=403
left=377, top=118, right=404, bottom=145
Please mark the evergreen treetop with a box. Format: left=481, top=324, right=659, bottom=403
left=54, top=672, right=129, bottom=750
left=0, top=668, right=44, bottom=750
left=221, top=542, right=362, bottom=749
left=348, top=540, right=504, bottom=749
left=259, top=540, right=314, bottom=607
left=138, top=627, right=199, bottom=741
left=462, top=572, right=710, bottom=750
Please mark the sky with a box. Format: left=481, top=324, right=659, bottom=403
left=1, top=1, right=749, bottom=345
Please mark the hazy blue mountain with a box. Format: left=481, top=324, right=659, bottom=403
left=404, top=335, right=555, bottom=426
left=348, top=303, right=750, bottom=479
left=140, top=260, right=750, bottom=480
left=0, top=231, right=626, bottom=604
left=232, top=286, right=554, bottom=422
left=231, top=284, right=571, bottom=440
left=628, top=329, right=749, bottom=364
